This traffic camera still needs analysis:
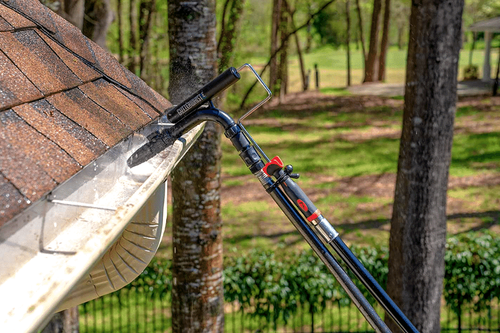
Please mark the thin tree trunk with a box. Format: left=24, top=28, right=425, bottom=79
left=346, top=0, right=351, bottom=86
left=378, top=0, right=390, bottom=81
left=239, top=0, right=336, bottom=108
left=385, top=0, right=464, bottom=331
left=168, top=0, right=224, bottom=332
left=117, top=0, right=124, bottom=63
left=128, top=0, right=137, bottom=72
left=293, top=23, right=307, bottom=91
left=306, top=21, right=313, bottom=53
left=82, top=0, right=113, bottom=49
left=398, top=25, right=404, bottom=50
left=63, top=0, right=85, bottom=30
left=270, top=0, right=283, bottom=92
left=277, top=0, right=290, bottom=101
left=355, top=0, right=367, bottom=71
left=364, top=0, right=382, bottom=82
left=217, top=0, right=232, bottom=55
left=468, top=32, right=476, bottom=66
left=41, top=307, right=79, bottom=333
left=139, top=0, right=156, bottom=79
left=218, top=0, right=246, bottom=72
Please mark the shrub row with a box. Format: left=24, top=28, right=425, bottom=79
left=125, top=231, right=500, bottom=325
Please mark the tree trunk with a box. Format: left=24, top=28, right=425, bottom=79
left=41, top=307, right=79, bottom=333
left=168, top=1, right=224, bottom=332
left=82, top=0, right=114, bottom=49
left=364, top=0, right=382, bottom=82
left=218, top=0, right=246, bottom=72
left=239, top=0, right=336, bottom=108
left=293, top=23, right=307, bottom=91
left=306, top=22, right=313, bottom=53
left=285, top=0, right=305, bottom=91
left=138, top=0, right=156, bottom=79
left=277, top=0, right=290, bottom=101
left=397, top=25, right=404, bottom=50
left=128, top=0, right=138, bottom=72
left=269, top=0, right=283, bottom=92
left=346, top=0, right=351, bottom=86
left=116, top=0, right=124, bottom=63
left=385, top=0, right=464, bottom=332
left=378, top=0, right=390, bottom=81
left=468, top=32, right=476, bottom=66
left=355, top=0, right=367, bottom=72
left=63, top=0, right=85, bottom=29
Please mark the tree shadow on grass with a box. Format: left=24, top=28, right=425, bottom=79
left=226, top=210, right=499, bottom=246
left=335, top=210, right=499, bottom=234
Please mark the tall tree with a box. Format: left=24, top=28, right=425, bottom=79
left=218, top=0, right=246, bottom=72
left=62, top=0, right=85, bottom=30
left=40, top=0, right=84, bottom=29
left=385, top=0, right=464, bottom=331
left=355, top=0, right=367, bottom=66
left=116, top=0, right=124, bottom=63
left=138, top=0, right=156, bottom=78
left=239, top=0, right=336, bottom=108
left=364, top=0, right=382, bottom=82
left=128, top=0, right=138, bottom=72
left=168, top=1, right=224, bottom=332
left=276, top=0, right=290, bottom=101
left=291, top=14, right=308, bottom=91
left=269, top=0, right=283, bottom=92
left=346, top=0, right=352, bottom=86
left=82, top=0, right=114, bottom=49
left=377, top=0, right=390, bottom=81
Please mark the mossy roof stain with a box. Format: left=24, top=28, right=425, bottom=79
left=0, top=0, right=172, bottom=227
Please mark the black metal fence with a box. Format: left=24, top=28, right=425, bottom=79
left=78, top=287, right=500, bottom=333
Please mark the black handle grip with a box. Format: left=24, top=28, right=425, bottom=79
left=166, top=67, right=240, bottom=123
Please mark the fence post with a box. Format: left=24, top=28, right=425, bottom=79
left=314, top=63, right=319, bottom=90
left=458, top=301, right=462, bottom=333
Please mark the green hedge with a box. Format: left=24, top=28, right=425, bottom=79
left=444, top=232, right=500, bottom=315
left=124, top=231, right=500, bottom=326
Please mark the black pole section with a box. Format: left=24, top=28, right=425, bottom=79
left=166, top=67, right=240, bottom=123
left=265, top=185, right=391, bottom=333
left=331, top=237, right=419, bottom=333
left=222, top=123, right=389, bottom=332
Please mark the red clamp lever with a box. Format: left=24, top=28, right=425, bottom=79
left=263, top=156, right=284, bottom=177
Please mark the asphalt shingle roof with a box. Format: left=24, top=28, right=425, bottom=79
left=0, top=0, right=172, bottom=226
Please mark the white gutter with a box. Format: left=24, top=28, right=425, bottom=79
left=0, top=119, right=204, bottom=332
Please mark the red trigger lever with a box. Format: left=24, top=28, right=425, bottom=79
left=263, top=156, right=284, bottom=177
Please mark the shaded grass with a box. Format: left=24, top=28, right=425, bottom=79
left=451, top=133, right=500, bottom=176
left=218, top=95, right=500, bottom=252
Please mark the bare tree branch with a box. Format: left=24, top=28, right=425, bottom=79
left=217, top=0, right=232, bottom=54
left=239, top=0, right=336, bottom=109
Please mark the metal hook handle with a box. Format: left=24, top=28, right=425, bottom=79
left=235, top=64, right=273, bottom=163
left=236, top=63, right=272, bottom=124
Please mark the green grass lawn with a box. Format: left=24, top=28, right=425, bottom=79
left=214, top=94, right=500, bottom=254
left=247, top=45, right=500, bottom=93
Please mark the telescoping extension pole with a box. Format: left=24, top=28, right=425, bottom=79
left=127, top=65, right=419, bottom=333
